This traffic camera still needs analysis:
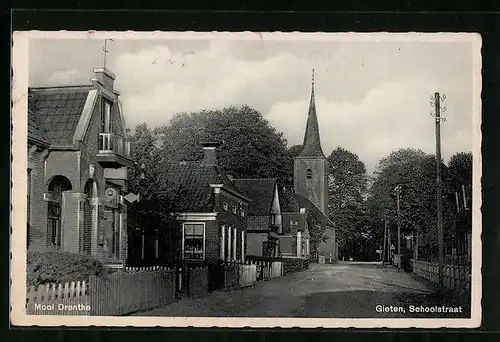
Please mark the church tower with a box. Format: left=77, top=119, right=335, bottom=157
left=294, top=69, right=329, bottom=214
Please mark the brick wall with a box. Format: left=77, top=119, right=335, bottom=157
left=294, top=158, right=329, bottom=214
left=28, top=146, right=48, bottom=250
left=247, top=215, right=270, bottom=231
left=61, top=191, right=82, bottom=253
left=282, top=257, right=309, bottom=275
left=246, top=232, right=267, bottom=256
left=204, top=220, right=219, bottom=262
left=279, top=235, right=296, bottom=256
left=44, top=151, right=80, bottom=188
left=30, top=87, right=129, bottom=263
left=79, top=91, right=128, bottom=262
left=213, top=192, right=248, bottom=262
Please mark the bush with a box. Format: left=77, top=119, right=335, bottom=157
left=27, top=251, right=114, bottom=287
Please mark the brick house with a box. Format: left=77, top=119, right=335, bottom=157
left=232, top=178, right=282, bottom=257
left=160, top=142, right=251, bottom=264
left=27, top=67, right=133, bottom=265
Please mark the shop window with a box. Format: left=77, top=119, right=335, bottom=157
left=183, top=223, right=205, bottom=260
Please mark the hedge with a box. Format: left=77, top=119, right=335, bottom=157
left=27, top=251, right=114, bottom=287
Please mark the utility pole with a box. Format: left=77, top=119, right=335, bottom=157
left=431, top=92, right=446, bottom=292
left=395, top=185, right=402, bottom=269
left=387, top=225, right=391, bottom=264
left=382, top=215, right=387, bottom=264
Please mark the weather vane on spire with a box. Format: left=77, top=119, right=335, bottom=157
left=102, top=38, right=114, bottom=69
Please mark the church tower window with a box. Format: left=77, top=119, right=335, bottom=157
left=306, top=169, right=313, bottom=179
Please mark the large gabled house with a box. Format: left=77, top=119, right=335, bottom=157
left=233, top=178, right=282, bottom=257
left=27, top=67, right=133, bottom=265
left=157, top=143, right=251, bottom=264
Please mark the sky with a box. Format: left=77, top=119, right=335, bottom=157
left=28, top=33, right=478, bottom=173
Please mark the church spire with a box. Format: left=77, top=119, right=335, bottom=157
left=299, top=68, right=325, bottom=158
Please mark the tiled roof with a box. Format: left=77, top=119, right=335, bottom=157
left=298, top=81, right=325, bottom=158
left=294, top=193, right=334, bottom=227
left=163, top=161, right=248, bottom=212
left=279, top=189, right=334, bottom=228
left=28, top=86, right=92, bottom=146
left=233, top=178, right=276, bottom=216
left=28, top=108, right=49, bottom=147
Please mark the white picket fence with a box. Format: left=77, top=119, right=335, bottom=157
left=26, top=280, right=90, bottom=316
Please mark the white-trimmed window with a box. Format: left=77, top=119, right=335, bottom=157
left=240, top=208, right=245, bottom=217
left=222, top=202, right=229, bottom=211
left=232, top=205, right=237, bottom=214
left=182, top=223, right=205, bottom=260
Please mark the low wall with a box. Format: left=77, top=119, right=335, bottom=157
left=224, top=263, right=239, bottom=289
left=270, top=262, right=283, bottom=279
left=282, top=257, right=309, bottom=275
left=239, top=264, right=257, bottom=287
left=411, top=259, right=470, bottom=294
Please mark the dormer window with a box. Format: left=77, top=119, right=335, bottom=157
left=306, top=168, right=312, bottom=179
left=222, top=202, right=228, bottom=211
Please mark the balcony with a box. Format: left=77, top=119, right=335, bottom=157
left=96, top=133, right=134, bottom=168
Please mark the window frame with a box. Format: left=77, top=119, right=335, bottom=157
left=222, top=202, right=229, bottom=211
left=101, top=99, right=112, bottom=134
left=182, top=222, right=206, bottom=261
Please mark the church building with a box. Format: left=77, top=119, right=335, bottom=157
left=293, top=70, right=338, bottom=262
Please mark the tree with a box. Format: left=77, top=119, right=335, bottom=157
left=326, top=147, right=369, bottom=259
left=126, top=124, right=181, bottom=266
left=447, top=152, right=472, bottom=190
left=444, top=152, right=473, bottom=255
left=365, top=148, right=459, bottom=261
left=156, top=105, right=292, bottom=185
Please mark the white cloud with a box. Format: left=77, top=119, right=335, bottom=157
left=268, top=80, right=472, bottom=172
left=47, top=69, right=86, bottom=86
left=30, top=38, right=475, bottom=173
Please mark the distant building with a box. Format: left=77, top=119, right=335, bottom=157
left=27, top=67, right=133, bottom=266
left=292, top=71, right=338, bottom=262
left=233, top=178, right=282, bottom=257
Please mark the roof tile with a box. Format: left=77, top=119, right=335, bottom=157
left=164, top=161, right=248, bottom=212
left=29, top=86, right=92, bottom=145
left=233, top=178, right=276, bottom=216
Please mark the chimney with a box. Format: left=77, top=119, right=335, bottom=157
left=91, top=67, right=116, bottom=91
left=201, top=141, right=221, bottom=166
